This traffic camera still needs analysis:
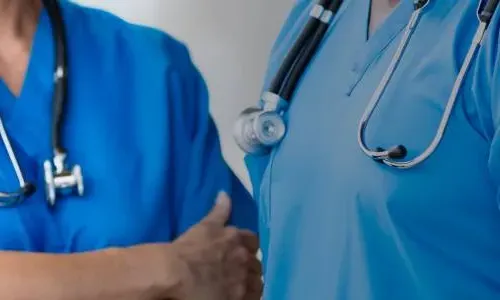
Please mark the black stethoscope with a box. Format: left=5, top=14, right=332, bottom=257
left=234, top=0, right=500, bottom=169
left=0, top=0, right=83, bottom=207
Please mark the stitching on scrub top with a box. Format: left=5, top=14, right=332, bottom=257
left=263, top=149, right=279, bottom=228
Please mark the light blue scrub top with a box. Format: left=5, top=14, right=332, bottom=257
left=0, top=1, right=257, bottom=252
left=246, top=0, right=500, bottom=299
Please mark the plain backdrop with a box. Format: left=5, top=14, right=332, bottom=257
left=71, top=0, right=294, bottom=190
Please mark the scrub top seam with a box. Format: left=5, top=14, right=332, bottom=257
left=264, top=148, right=279, bottom=229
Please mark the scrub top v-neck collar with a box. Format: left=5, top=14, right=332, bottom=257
left=348, top=0, right=413, bottom=94
left=0, top=7, right=54, bottom=160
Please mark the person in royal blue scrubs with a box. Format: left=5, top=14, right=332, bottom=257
left=244, top=0, right=500, bottom=299
left=0, top=0, right=261, bottom=299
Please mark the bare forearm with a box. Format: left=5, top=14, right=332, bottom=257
left=0, top=246, right=180, bottom=300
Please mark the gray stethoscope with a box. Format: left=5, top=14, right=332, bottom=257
left=0, top=0, right=83, bottom=207
left=234, top=0, right=500, bottom=169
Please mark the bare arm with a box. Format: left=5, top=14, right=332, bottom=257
left=0, top=245, right=180, bottom=300
left=0, top=195, right=261, bottom=300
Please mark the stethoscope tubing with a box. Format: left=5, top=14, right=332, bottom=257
left=43, top=0, right=68, bottom=156
left=358, top=0, right=496, bottom=168
left=235, top=0, right=500, bottom=169
left=357, top=2, right=427, bottom=164
left=0, top=0, right=78, bottom=206
left=271, top=0, right=343, bottom=100
left=281, top=0, right=343, bottom=101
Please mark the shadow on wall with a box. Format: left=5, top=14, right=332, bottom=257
left=72, top=0, right=294, bottom=191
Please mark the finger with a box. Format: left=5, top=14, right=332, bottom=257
left=239, top=230, right=259, bottom=254
left=245, top=275, right=263, bottom=300
left=226, top=245, right=249, bottom=265
left=227, top=268, right=248, bottom=285
left=247, top=255, right=262, bottom=275
left=226, top=263, right=248, bottom=286
left=229, top=283, right=247, bottom=300
left=243, top=289, right=263, bottom=300
left=202, top=192, right=232, bottom=225
left=247, top=274, right=263, bottom=291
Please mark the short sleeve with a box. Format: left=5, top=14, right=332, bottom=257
left=160, top=38, right=258, bottom=237
left=478, top=9, right=500, bottom=186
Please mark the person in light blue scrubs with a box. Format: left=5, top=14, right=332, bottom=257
left=0, top=0, right=260, bottom=299
left=244, top=0, right=500, bottom=299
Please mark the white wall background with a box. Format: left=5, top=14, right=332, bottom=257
left=72, top=0, right=294, bottom=190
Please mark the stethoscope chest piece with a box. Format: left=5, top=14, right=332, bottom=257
left=252, top=111, right=287, bottom=145
left=233, top=107, right=286, bottom=155
left=234, top=1, right=344, bottom=156
left=43, top=154, right=84, bottom=207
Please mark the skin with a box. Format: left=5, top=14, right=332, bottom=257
left=369, top=0, right=401, bottom=38
left=0, top=1, right=262, bottom=299
left=0, top=0, right=40, bottom=95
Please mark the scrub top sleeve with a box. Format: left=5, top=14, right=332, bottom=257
left=166, top=43, right=258, bottom=237
left=484, top=12, right=500, bottom=193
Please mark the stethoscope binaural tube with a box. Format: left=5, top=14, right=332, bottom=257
left=268, top=0, right=334, bottom=96
left=280, top=0, right=343, bottom=101
left=233, top=0, right=344, bottom=155
left=480, top=0, right=500, bottom=23
left=43, top=0, right=68, bottom=157
left=42, top=0, right=84, bottom=206
left=357, top=0, right=429, bottom=165
left=0, top=117, right=36, bottom=207
left=0, top=0, right=84, bottom=207
left=0, top=0, right=70, bottom=206
left=357, top=0, right=500, bottom=169
left=0, top=184, right=36, bottom=208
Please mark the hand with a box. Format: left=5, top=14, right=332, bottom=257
left=168, top=193, right=262, bottom=300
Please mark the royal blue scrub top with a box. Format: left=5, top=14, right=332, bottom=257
left=0, top=1, right=257, bottom=252
left=246, top=0, right=500, bottom=299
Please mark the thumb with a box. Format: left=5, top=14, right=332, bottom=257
left=203, top=192, right=232, bottom=225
